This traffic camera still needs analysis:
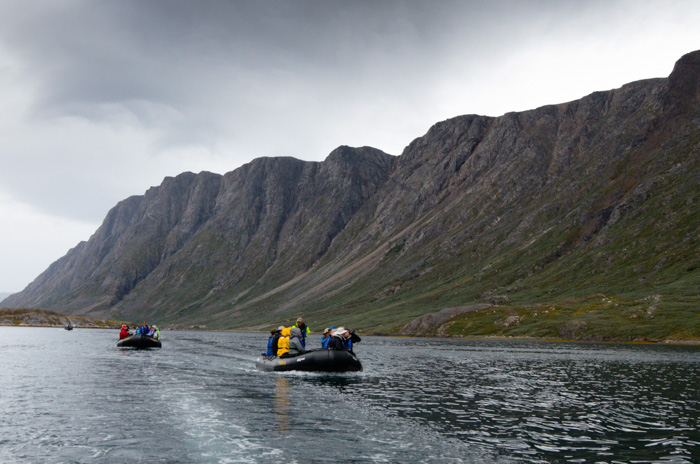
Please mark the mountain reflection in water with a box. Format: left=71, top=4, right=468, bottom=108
left=0, top=328, right=697, bottom=463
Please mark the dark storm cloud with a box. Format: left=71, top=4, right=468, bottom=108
left=0, top=0, right=558, bottom=131
left=0, top=0, right=655, bottom=222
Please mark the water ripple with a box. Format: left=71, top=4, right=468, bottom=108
left=0, top=328, right=698, bottom=463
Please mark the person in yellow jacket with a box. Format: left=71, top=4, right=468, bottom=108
left=277, top=318, right=311, bottom=355
left=277, top=328, right=291, bottom=357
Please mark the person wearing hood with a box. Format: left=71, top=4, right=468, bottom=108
left=286, top=327, right=305, bottom=357
left=146, top=325, right=160, bottom=340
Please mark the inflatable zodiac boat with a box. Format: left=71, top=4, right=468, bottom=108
left=255, top=349, right=362, bottom=372
left=117, top=333, right=162, bottom=348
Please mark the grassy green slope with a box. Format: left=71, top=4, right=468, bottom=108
left=212, top=123, right=699, bottom=342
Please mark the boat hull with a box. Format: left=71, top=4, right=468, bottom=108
left=255, top=349, right=362, bottom=372
left=117, top=334, right=162, bottom=348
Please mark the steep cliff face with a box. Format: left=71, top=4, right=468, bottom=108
left=302, top=52, right=698, bottom=334
left=5, top=51, right=699, bottom=339
left=5, top=146, right=396, bottom=322
left=8, top=171, right=223, bottom=314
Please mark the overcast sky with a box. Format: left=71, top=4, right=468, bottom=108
left=0, top=0, right=698, bottom=293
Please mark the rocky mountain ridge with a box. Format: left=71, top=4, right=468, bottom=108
left=5, top=50, right=699, bottom=341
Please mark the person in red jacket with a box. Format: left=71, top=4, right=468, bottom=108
left=119, top=325, right=131, bottom=339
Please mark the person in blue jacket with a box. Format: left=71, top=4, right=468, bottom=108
left=321, top=326, right=336, bottom=349
left=139, top=321, right=149, bottom=335
left=347, top=329, right=361, bottom=352
left=263, top=326, right=283, bottom=356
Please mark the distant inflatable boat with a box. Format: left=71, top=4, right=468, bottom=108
left=255, top=349, right=362, bottom=372
left=117, top=334, right=162, bottom=348
left=64, top=325, right=73, bottom=331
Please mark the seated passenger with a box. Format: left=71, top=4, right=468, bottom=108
left=328, top=327, right=361, bottom=352
left=277, top=330, right=291, bottom=357
left=321, top=326, right=337, bottom=349
left=287, top=327, right=305, bottom=357
left=320, top=327, right=331, bottom=349
left=347, top=329, right=361, bottom=352
left=264, top=327, right=283, bottom=356
left=262, top=327, right=275, bottom=355
left=140, top=321, right=149, bottom=335
left=149, top=325, right=160, bottom=340
left=270, top=326, right=284, bottom=356
left=119, top=325, right=131, bottom=339
left=328, top=327, right=349, bottom=351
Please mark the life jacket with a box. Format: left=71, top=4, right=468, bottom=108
left=348, top=331, right=360, bottom=352
left=329, top=335, right=348, bottom=351
left=293, top=324, right=311, bottom=347
left=277, top=335, right=290, bottom=356
left=321, top=336, right=331, bottom=349
left=265, top=335, right=274, bottom=355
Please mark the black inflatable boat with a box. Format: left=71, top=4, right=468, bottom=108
left=117, top=333, right=162, bottom=348
left=255, top=349, right=362, bottom=372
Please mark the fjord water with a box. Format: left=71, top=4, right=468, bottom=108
left=1, top=328, right=698, bottom=463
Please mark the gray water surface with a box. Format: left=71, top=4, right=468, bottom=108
left=0, top=327, right=698, bottom=463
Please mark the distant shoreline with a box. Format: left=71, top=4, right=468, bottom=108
left=386, top=333, right=700, bottom=346
left=3, top=318, right=698, bottom=346
left=0, top=307, right=126, bottom=330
